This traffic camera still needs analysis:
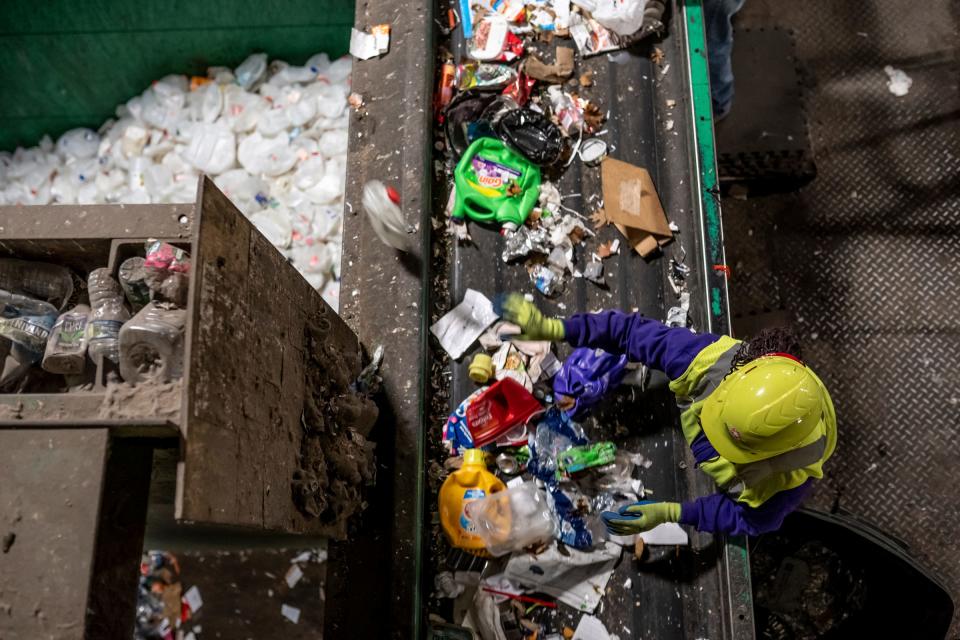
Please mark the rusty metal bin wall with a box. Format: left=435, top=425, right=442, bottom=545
left=0, top=177, right=364, bottom=638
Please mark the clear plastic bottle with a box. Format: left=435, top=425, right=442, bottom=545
left=470, top=481, right=557, bottom=557
left=42, top=304, right=90, bottom=375
left=118, top=257, right=151, bottom=311
left=0, top=288, right=59, bottom=317
left=87, top=268, right=130, bottom=363
left=0, top=288, right=59, bottom=363
left=0, top=258, right=74, bottom=309
left=118, top=302, right=186, bottom=383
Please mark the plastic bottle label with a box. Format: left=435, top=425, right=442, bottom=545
left=51, top=313, right=89, bottom=353
left=87, top=319, right=124, bottom=344
left=459, top=488, right=487, bottom=533
left=471, top=157, right=520, bottom=189
left=0, top=314, right=56, bottom=355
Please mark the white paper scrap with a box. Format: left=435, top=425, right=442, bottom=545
left=182, top=585, right=203, bottom=613
left=281, top=603, right=301, bottom=624
left=430, top=289, right=499, bottom=360
left=285, top=564, right=304, bottom=588
left=884, top=65, right=912, bottom=97
left=573, top=614, right=613, bottom=640
left=640, top=522, right=690, bottom=546
left=502, top=541, right=620, bottom=612
left=290, top=551, right=312, bottom=564
left=350, top=29, right=380, bottom=60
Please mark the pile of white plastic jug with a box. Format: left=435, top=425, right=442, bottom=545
left=0, top=52, right=351, bottom=310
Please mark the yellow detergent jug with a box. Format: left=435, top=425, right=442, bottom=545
left=439, top=449, right=506, bottom=556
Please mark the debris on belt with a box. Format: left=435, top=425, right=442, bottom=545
left=426, top=1, right=689, bottom=636
left=431, top=288, right=500, bottom=360
left=135, top=551, right=202, bottom=640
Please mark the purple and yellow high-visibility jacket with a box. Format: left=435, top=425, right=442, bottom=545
left=562, top=310, right=835, bottom=536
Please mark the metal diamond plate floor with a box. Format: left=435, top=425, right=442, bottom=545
left=719, top=0, right=960, bottom=633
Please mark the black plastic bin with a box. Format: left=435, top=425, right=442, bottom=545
left=751, top=508, right=954, bottom=639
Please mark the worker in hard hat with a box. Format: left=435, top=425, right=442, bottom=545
left=497, top=293, right=836, bottom=536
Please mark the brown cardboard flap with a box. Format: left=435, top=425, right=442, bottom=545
left=600, top=158, right=673, bottom=256
left=522, top=46, right=575, bottom=83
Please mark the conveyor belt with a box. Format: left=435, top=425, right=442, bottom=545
left=430, top=1, right=752, bottom=637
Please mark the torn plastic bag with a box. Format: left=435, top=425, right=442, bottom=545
left=444, top=91, right=501, bottom=157
left=495, top=109, right=564, bottom=166
left=499, top=540, right=620, bottom=610
left=553, top=347, right=629, bottom=418
left=456, top=63, right=517, bottom=91
left=548, top=485, right=602, bottom=550
left=572, top=0, right=647, bottom=36
left=527, top=407, right=587, bottom=484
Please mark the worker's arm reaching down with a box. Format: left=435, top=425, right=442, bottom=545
left=497, top=293, right=837, bottom=537
left=561, top=309, right=719, bottom=380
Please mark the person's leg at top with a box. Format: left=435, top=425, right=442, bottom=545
left=703, top=0, right=746, bottom=121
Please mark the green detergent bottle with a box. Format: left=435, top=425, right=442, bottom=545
left=452, top=137, right=541, bottom=231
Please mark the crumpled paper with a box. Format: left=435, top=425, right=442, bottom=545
left=430, top=289, right=499, bottom=359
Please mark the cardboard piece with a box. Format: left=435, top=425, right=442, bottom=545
left=522, top=47, right=575, bottom=83
left=599, top=158, right=673, bottom=257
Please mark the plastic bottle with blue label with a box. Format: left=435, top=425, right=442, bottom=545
left=438, top=449, right=506, bottom=556
left=87, top=268, right=130, bottom=364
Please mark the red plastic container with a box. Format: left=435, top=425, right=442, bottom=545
left=466, top=377, right=542, bottom=447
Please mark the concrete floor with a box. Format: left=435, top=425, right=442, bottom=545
left=720, top=0, right=960, bottom=634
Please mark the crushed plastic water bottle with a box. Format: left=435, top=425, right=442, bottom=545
left=0, top=51, right=352, bottom=311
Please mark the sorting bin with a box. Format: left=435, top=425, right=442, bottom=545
left=0, top=176, right=369, bottom=637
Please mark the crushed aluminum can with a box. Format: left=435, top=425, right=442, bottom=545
left=502, top=225, right=552, bottom=262
left=665, top=291, right=691, bottom=328
left=668, top=257, right=691, bottom=294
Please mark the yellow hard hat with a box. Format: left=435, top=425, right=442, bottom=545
left=700, top=355, right=829, bottom=464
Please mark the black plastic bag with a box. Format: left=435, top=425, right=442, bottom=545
left=495, top=109, right=564, bottom=166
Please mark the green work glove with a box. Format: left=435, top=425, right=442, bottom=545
left=494, top=292, right=565, bottom=341
left=602, top=501, right=681, bottom=536
left=698, top=456, right=738, bottom=490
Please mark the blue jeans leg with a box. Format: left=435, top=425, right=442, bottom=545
left=704, top=0, right=746, bottom=118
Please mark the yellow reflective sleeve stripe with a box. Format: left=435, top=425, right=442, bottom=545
left=668, top=336, right=742, bottom=398
left=669, top=336, right=741, bottom=447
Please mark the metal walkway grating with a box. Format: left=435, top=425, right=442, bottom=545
left=720, top=0, right=960, bottom=633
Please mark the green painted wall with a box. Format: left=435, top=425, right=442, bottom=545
left=0, top=0, right=355, bottom=151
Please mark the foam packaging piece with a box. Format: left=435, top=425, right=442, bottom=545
left=0, top=51, right=352, bottom=311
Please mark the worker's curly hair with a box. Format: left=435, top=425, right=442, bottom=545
left=730, top=327, right=804, bottom=371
